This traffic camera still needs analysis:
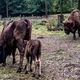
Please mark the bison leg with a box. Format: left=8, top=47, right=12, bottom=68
left=25, top=64, right=29, bottom=74
left=2, top=49, right=7, bottom=66
left=17, top=53, right=24, bottom=73
left=30, top=57, right=33, bottom=72
left=33, top=58, right=41, bottom=77
left=25, top=56, right=29, bottom=74
left=37, top=59, right=41, bottom=77
left=32, top=60, right=36, bottom=77
left=25, top=64, right=28, bottom=74
left=2, top=55, right=7, bottom=66
left=78, top=29, right=80, bottom=37
left=16, top=39, right=25, bottom=73
left=73, top=32, right=76, bottom=40
left=12, top=49, right=16, bottom=64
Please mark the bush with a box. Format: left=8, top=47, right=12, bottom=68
left=0, top=21, right=3, bottom=26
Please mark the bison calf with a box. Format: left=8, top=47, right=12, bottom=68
left=24, top=40, right=41, bottom=77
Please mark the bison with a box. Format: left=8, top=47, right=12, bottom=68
left=24, top=40, right=41, bottom=77
left=63, top=9, right=80, bottom=40
left=0, top=20, right=17, bottom=65
left=0, top=19, right=32, bottom=72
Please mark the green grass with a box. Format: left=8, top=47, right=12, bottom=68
left=0, top=66, right=36, bottom=79
left=0, top=18, right=65, bottom=36
left=0, top=21, right=3, bottom=32
left=32, top=20, right=65, bottom=36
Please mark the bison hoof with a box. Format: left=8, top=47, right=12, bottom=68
left=25, top=71, right=28, bottom=74
left=2, top=63, right=6, bottom=66
left=73, top=37, right=76, bottom=40
left=17, top=68, right=22, bottom=73
left=38, top=74, right=41, bottom=77
left=32, top=73, right=35, bottom=77
left=23, top=65, right=26, bottom=71
left=30, top=69, right=33, bottom=72
left=13, top=61, right=16, bottom=64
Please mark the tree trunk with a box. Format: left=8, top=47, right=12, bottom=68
left=45, top=0, right=48, bottom=18
left=6, top=0, right=9, bottom=17
left=78, top=0, right=80, bottom=10
left=57, top=0, right=64, bottom=28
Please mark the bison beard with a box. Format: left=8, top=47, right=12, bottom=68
left=63, top=9, right=80, bottom=40
left=0, top=19, right=32, bottom=72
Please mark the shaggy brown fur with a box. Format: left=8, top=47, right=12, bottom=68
left=24, top=40, right=41, bottom=77
left=63, top=9, right=80, bottom=39
left=0, top=19, right=32, bottom=72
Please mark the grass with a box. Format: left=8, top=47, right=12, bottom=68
left=0, top=19, right=65, bottom=36
left=32, top=20, right=65, bottom=36
left=0, top=65, right=37, bottom=79
left=0, top=21, right=3, bottom=32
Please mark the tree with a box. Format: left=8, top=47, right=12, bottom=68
left=0, top=0, right=79, bottom=17
left=6, top=0, right=9, bottom=17
left=78, top=0, right=80, bottom=10
left=0, top=0, right=6, bottom=17
left=45, top=0, right=48, bottom=18
left=0, top=0, right=27, bottom=17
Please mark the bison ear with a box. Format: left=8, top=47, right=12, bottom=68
left=24, top=19, right=32, bottom=28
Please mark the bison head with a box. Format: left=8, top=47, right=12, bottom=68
left=63, top=20, right=75, bottom=35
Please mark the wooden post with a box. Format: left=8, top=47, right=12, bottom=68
left=57, top=0, right=64, bottom=28
left=0, top=15, right=2, bottom=20
left=57, top=14, right=64, bottom=27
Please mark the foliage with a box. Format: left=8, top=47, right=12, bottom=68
left=0, top=0, right=79, bottom=17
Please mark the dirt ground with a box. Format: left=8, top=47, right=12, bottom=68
left=0, top=32, right=80, bottom=80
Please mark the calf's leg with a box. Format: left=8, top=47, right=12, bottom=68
left=37, top=59, right=41, bottom=76
left=30, top=57, right=33, bottom=72
left=32, top=60, right=36, bottom=77
left=25, top=57, right=29, bottom=74
left=73, top=32, right=76, bottom=40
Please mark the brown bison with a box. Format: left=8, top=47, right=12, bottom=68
left=24, top=40, right=41, bottom=77
left=63, top=9, right=80, bottom=39
left=0, top=19, right=32, bottom=72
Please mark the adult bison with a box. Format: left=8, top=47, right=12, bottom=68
left=63, top=9, right=80, bottom=40
left=0, top=19, right=32, bottom=72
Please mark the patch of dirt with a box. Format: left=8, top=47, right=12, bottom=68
left=0, top=33, right=80, bottom=80
left=32, top=34, right=80, bottom=80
